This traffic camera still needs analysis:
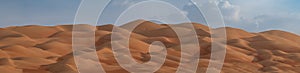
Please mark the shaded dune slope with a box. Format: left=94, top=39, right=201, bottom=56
left=0, top=20, right=300, bottom=73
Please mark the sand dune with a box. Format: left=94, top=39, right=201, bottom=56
left=7, top=25, right=61, bottom=38
left=261, top=30, right=300, bottom=44
left=0, top=20, right=300, bottom=73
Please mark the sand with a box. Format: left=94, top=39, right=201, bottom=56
left=0, top=20, right=300, bottom=73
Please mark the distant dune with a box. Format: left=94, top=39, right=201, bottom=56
left=0, top=20, right=300, bottom=73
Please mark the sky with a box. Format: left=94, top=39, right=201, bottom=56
left=0, top=0, right=299, bottom=34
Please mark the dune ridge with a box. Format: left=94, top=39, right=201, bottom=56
left=0, top=20, right=300, bottom=73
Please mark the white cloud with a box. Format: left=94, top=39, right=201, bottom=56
left=217, top=0, right=240, bottom=22
left=187, top=2, right=197, bottom=6
left=111, top=0, right=140, bottom=7
left=107, top=0, right=300, bottom=34
left=214, top=0, right=300, bottom=34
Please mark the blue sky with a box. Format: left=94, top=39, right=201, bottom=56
left=0, top=0, right=299, bottom=34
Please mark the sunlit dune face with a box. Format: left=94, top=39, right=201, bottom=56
left=0, top=20, right=300, bottom=73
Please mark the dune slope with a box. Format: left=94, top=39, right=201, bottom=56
left=0, top=21, right=300, bottom=73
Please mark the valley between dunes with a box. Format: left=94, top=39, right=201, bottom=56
left=0, top=20, right=300, bottom=73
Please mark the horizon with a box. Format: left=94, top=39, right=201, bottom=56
left=2, top=19, right=300, bottom=36
left=1, top=1, right=300, bottom=73
left=0, top=0, right=300, bottom=34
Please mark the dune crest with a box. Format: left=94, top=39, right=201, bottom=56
left=0, top=20, right=300, bottom=73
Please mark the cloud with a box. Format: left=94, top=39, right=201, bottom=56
left=111, top=0, right=139, bottom=7
left=212, top=0, right=300, bottom=34
left=182, top=2, right=206, bottom=24
left=2, top=0, right=299, bottom=34
left=181, top=0, right=241, bottom=27
left=251, top=13, right=300, bottom=33
left=217, top=0, right=240, bottom=22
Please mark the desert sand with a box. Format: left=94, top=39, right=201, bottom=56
left=0, top=20, right=300, bottom=73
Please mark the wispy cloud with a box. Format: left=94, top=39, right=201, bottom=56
left=0, top=0, right=299, bottom=34
left=218, top=0, right=240, bottom=22
left=215, top=0, right=300, bottom=34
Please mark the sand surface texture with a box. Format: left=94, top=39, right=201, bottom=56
left=0, top=20, right=300, bottom=73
